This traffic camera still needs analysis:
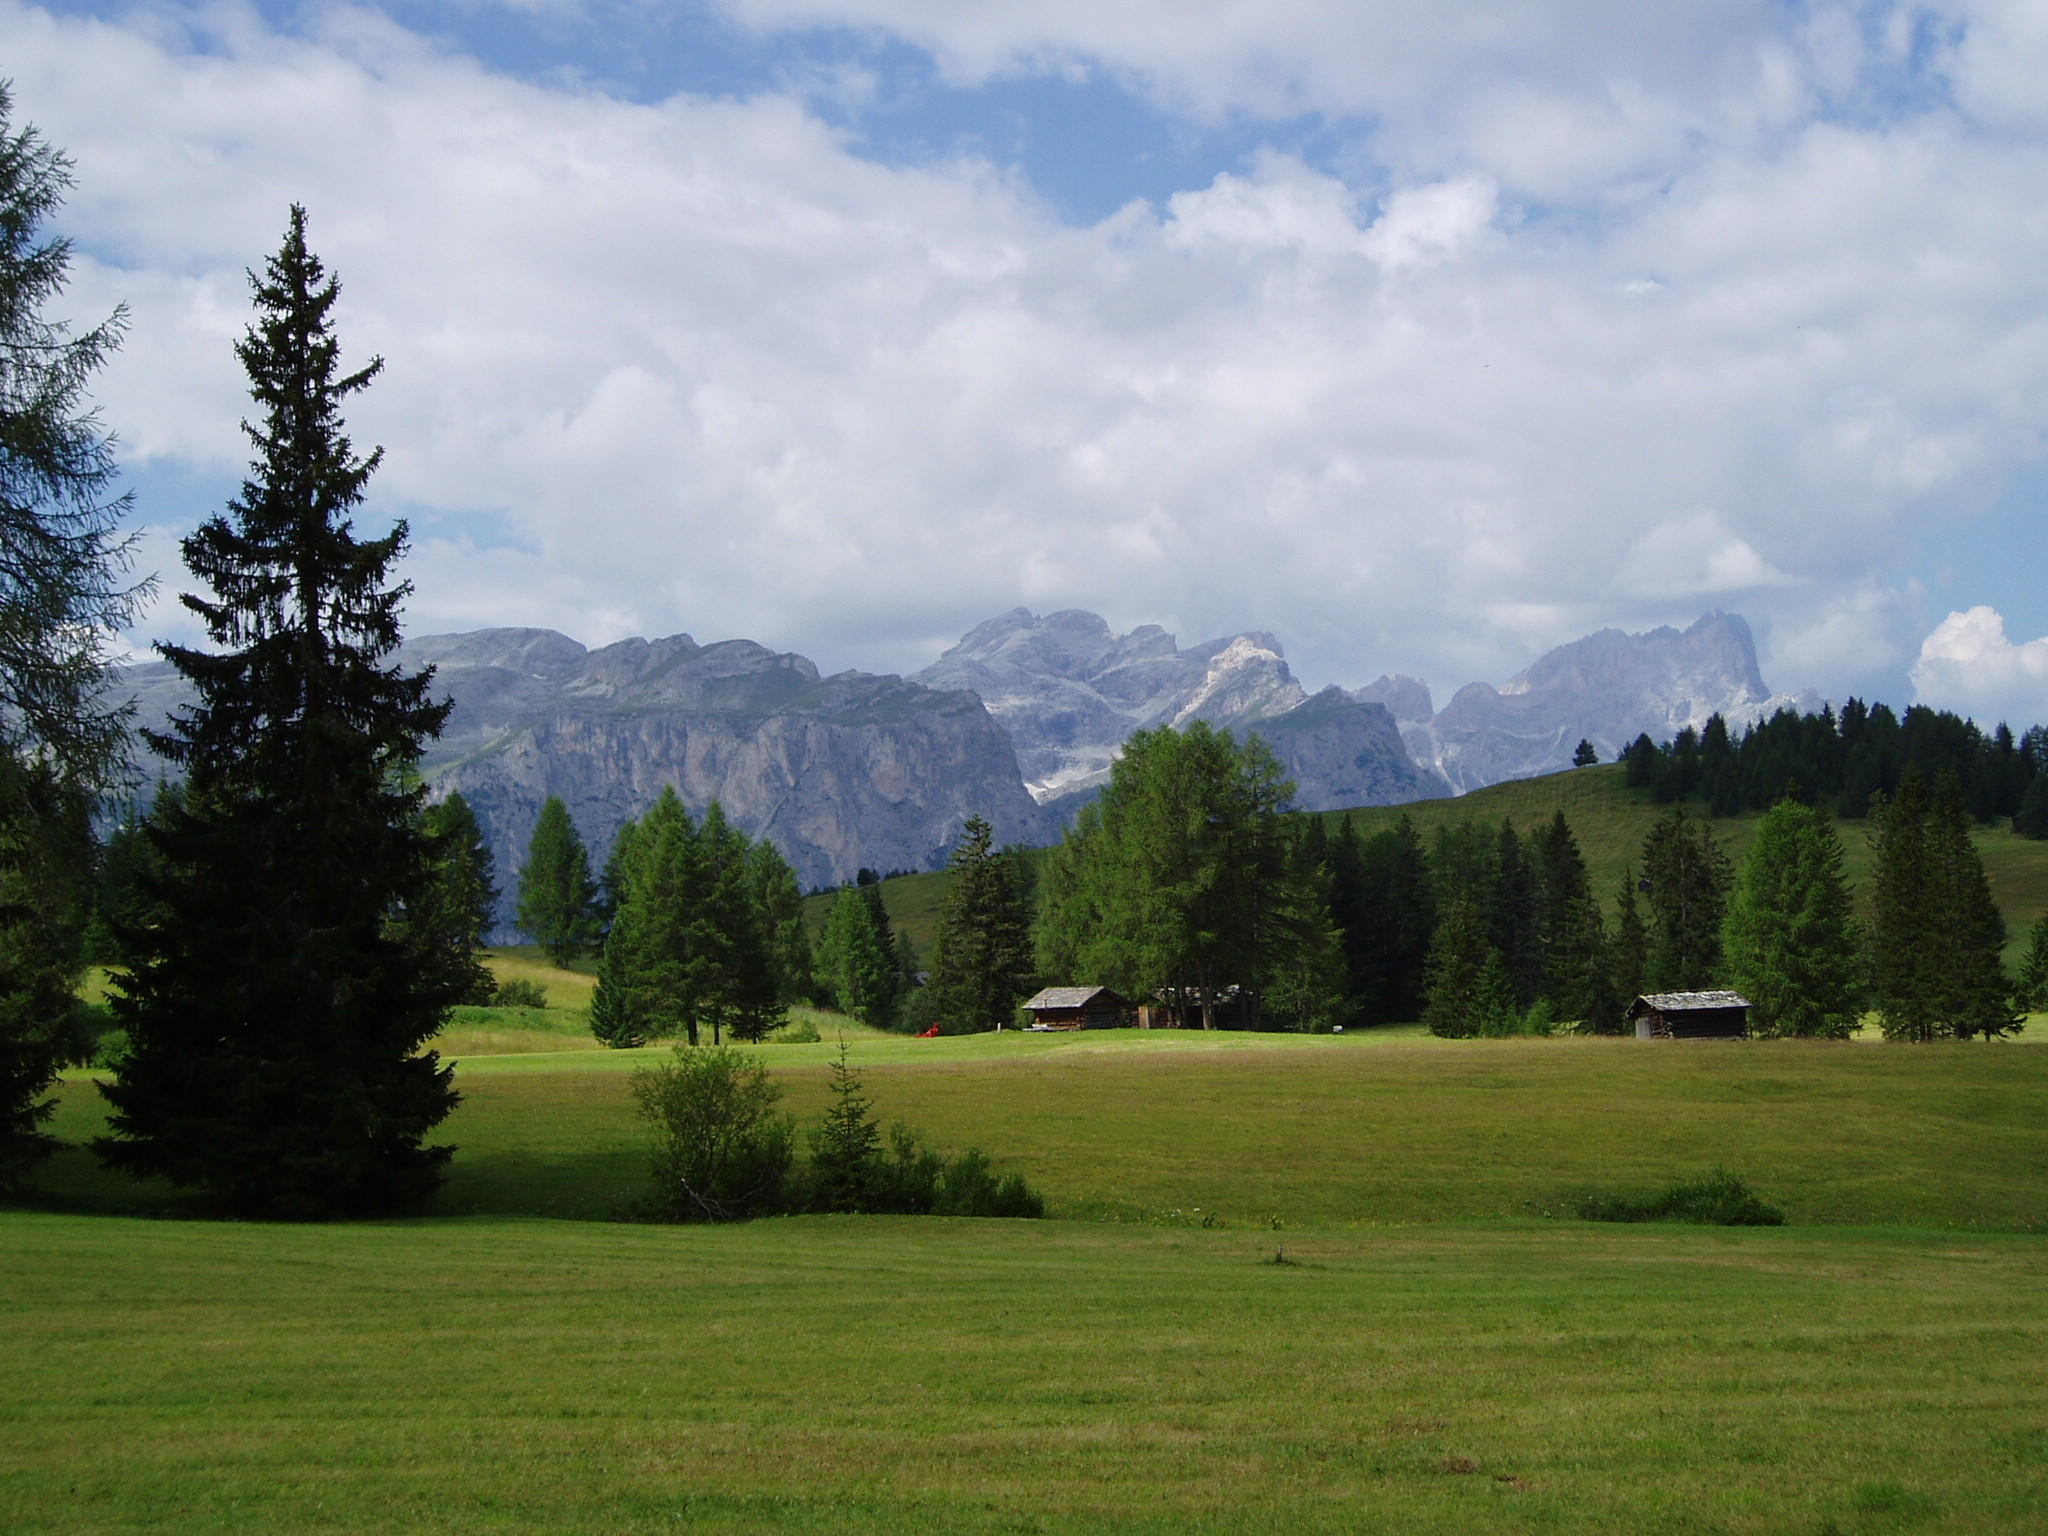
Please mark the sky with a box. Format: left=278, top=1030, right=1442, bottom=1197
left=10, top=0, right=2048, bottom=726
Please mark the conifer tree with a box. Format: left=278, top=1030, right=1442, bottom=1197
left=1423, top=894, right=1498, bottom=1038
left=517, top=796, right=596, bottom=963
left=2013, top=913, right=2048, bottom=1016
left=1639, top=806, right=1732, bottom=991
left=747, top=837, right=814, bottom=1005
left=1487, top=820, right=1542, bottom=1006
left=0, top=756, right=94, bottom=1189
left=412, top=791, right=498, bottom=1005
left=0, top=88, right=149, bottom=1191
left=1032, top=723, right=1296, bottom=1029
left=1925, top=772, right=2015, bottom=1040
left=1722, top=796, right=1861, bottom=1037
left=1868, top=770, right=1938, bottom=1041
left=1260, top=823, right=1349, bottom=1032
left=809, top=1042, right=883, bottom=1212
left=820, top=882, right=899, bottom=1028
left=689, top=800, right=784, bottom=1044
left=924, top=815, right=1034, bottom=1033
left=0, top=85, right=148, bottom=786
left=1602, top=869, right=1648, bottom=1033
left=1344, top=816, right=1435, bottom=1024
left=98, top=206, right=461, bottom=1217
left=1865, top=769, right=2011, bottom=1040
left=2014, top=775, right=2048, bottom=840
left=1532, top=811, right=1604, bottom=1026
left=590, top=790, right=783, bottom=1046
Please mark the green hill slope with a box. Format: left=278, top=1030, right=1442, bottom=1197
left=819, top=764, right=2048, bottom=964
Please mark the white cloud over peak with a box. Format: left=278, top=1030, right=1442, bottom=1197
left=1911, top=607, right=2048, bottom=726
left=7, top=0, right=2048, bottom=704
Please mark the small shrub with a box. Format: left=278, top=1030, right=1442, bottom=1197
left=1572, top=1169, right=1785, bottom=1227
left=491, top=978, right=548, bottom=1009
left=88, top=1025, right=132, bottom=1072
left=631, top=1045, right=794, bottom=1222
left=936, top=1147, right=1045, bottom=1218
left=58, top=1000, right=118, bottom=1069
left=772, top=1016, right=821, bottom=1044
left=795, top=1046, right=1044, bottom=1218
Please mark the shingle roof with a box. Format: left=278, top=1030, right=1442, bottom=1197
left=1635, top=990, right=1752, bottom=1011
left=1022, top=986, right=1118, bottom=1010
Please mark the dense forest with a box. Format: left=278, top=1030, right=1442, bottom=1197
left=1619, top=700, right=2048, bottom=832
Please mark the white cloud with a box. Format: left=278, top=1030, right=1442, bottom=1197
left=1616, top=512, right=1796, bottom=597
left=1910, top=606, right=2048, bottom=726
left=6, top=0, right=2048, bottom=708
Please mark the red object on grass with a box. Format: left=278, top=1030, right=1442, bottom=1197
left=917, top=1024, right=942, bottom=1038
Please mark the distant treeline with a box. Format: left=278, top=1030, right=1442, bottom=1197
left=1619, top=700, right=2048, bottom=833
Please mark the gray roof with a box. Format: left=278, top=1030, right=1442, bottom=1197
left=1634, top=990, right=1752, bottom=1012
left=1022, top=986, right=1121, bottom=1010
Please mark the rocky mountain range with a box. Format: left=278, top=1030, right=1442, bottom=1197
left=910, top=608, right=1447, bottom=810
left=1392, top=611, right=1820, bottom=792
left=116, top=606, right=1813, bottom=913
left=118, top=628, right=1059, bottom=902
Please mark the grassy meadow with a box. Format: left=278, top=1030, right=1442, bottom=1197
left=11, top=956, right=2048, bottom=1534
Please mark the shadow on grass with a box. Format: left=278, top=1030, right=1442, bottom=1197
left=6, top=1135, right=653, bottom=1225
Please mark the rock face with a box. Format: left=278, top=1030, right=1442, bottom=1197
left=121, top=627, right=1056, bottom=906
left=912, top=608, right=1449, bottom=811
left=1400, top=611, right=1820, bottom=793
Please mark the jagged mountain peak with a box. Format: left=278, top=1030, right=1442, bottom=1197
left=1402, top=610, right=1812, bottom=792
left=913, top=609, right=1441, bottom=810
left=1352, top=673, right=1434, bottom=723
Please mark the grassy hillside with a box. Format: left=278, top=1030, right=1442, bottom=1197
left=802, top=867, right=954, bottom=959
left=817, top=764, right=2048, bottom=964
left=1325, top=763, right=2048, bottom=956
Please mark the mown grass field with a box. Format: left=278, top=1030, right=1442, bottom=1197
left=12, top=947, right=2048, bottom=1532
left=6, top=1210, right=2044, bottom=1535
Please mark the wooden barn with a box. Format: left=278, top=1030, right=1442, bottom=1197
left=1019, top=986, right=1130, bottom=1031
left=1629, top=990, right=1752, bottom=1040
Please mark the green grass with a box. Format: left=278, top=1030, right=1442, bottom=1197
left=34, top=1029, right=2048, bottom=1229
left=3, top=1211, right=2044, bottom=1534
left=17, top=1027, right=2048, bottom=1532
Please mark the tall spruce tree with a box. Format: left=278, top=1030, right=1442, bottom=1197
left=517, top=796, right=596, bottom=963
left=98, top=206, right=461, bottom=1217
left=412, top=791, right=498, bottom=1005
left=688, top=801, right=784, bottom=1044
left=2013, top=912, right=2048, bottom=1016
left=1639, top=805, right=1732, bottom=991
left=1868, top=770, right=1939, bottom=1041
left=1722, top=796, right=1861, bottom=1038
left=1422, top=893, right=1506, bottom=1038
left=0, top=88, right=149, bottom=1191
left=1532, top=811, right=1604, bottom=1026
left=746, top=836, right=814, bottom=1005
left=1865, top=769, right=2012, bottom=1040
left=820, top=882, right=899, bottom=1029
left=1345, top=816, right=1435, bottom=1024
left=924, top=815, right=1034, bottom=1033
left=1925, top=772, right=2015, bottom=1040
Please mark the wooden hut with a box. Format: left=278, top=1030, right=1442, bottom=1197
left=1628, top=990, right=1752, bottom=1039
left=1019, top=986, right=1130, bottom=1031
